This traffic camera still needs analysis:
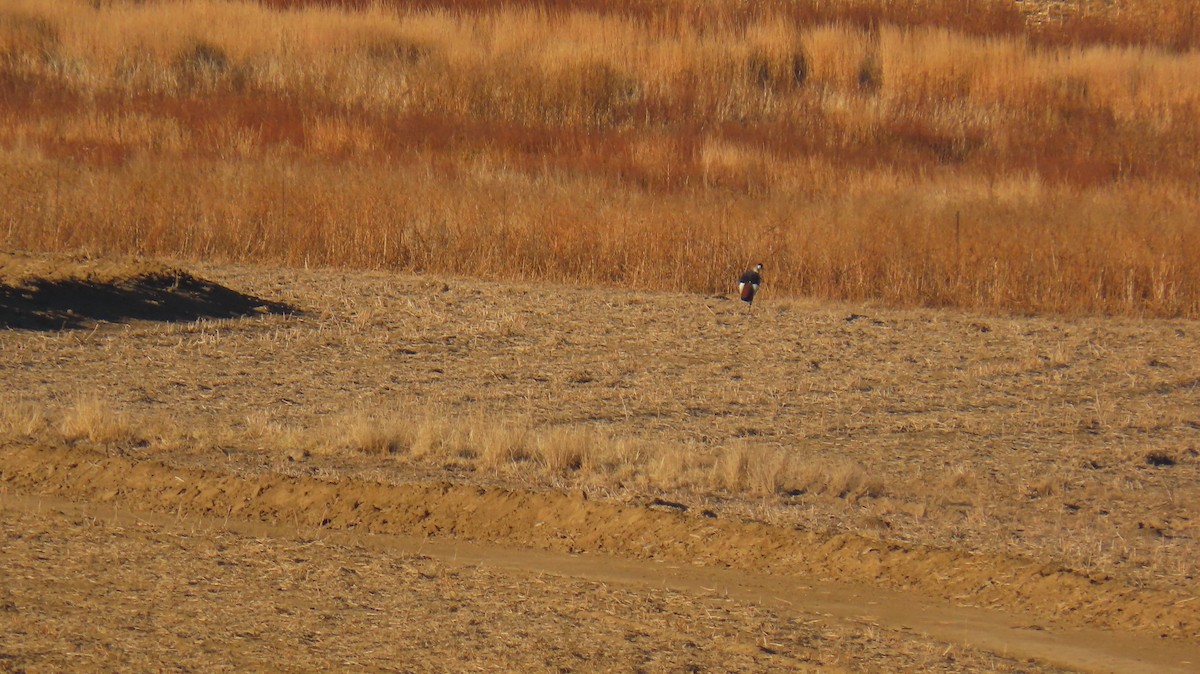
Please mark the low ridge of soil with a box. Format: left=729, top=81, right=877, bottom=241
left=0, top=251, right=294, bottom=329
left=2, top=442, right=1197, bottom=643
left=2, top=252, right=1199, bottom=672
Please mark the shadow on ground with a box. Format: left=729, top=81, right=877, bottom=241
left=0, top=271, right=296, bottom=330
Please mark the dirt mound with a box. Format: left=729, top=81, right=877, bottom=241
left=0, top=252, right=294, bottom=329
left=3, top=442, right=1196, bottom=642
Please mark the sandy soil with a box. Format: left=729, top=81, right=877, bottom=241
left=2, top=492, right=1084, bottom=673
left=2, top=252, right=1199, bottom=672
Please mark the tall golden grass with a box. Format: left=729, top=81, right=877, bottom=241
left=2, top=0, right=1199, bottom=316
left=0, top=396, right=883, bottom=501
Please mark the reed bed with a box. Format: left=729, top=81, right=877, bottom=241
left=2, top=0, right=1199, bottom=316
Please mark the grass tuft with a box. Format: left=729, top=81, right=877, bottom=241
left=59, top=396, right=135, bottom=447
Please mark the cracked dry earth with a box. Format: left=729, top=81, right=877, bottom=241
left=2, top=255, right=1199, bottom=672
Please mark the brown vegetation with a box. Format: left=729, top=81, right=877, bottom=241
left=2, top=0, right=1199, bottom=315
left=3, top=256, right=1200, bottom=669
left=3, top=257, right=1197, bottom=610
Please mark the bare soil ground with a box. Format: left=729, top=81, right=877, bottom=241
left=2, top=252, right=1199, bottom=672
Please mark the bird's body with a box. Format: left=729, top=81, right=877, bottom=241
left=738, top=264, right=763, bottom=306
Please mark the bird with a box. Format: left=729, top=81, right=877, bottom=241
left=738, top=263, right=763, bottom=307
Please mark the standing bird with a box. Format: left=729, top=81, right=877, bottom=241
left=738, top=263, right=763, bottom=308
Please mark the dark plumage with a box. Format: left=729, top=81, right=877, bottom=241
left=738, top=263, right=763, bottom=306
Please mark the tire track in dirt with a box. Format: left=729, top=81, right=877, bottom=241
left=2, top=442, right=1199, bottom=673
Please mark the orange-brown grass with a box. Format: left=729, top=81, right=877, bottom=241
left=2, top=0, right=1200, bottom=316
left=260, top=0, right=1200, bottom=51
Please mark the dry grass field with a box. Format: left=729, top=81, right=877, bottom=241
left=2, top=0, right=1200, bottom=315
left=2, top=252, right=1200, bottom=671
left=4, top=0, right=1200, bottom=670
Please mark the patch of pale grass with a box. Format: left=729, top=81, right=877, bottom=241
left=645, top=446, right=695, bottom=491
left=337, top=414, right=411, bottom=455
left=583, top=434, right=646, bottom=484
left=824, top=461, right=886, bottom=500
left=321, top=409, right=496, bottom=462
left=1025, top=474, right=1070, bottom=500
left=59, top=396, right=135, bottom=446
left=477, top=419, right=532, bottom=467
left=785, top=459, right=886, bottom=501
left=249, top=406, right=887, bottom=501
left=940, top=464, right=977, bottom=491
left=245, top=410, right=309, bottom=455
left=0, top=402, right=49, bottom=437
left=702, top=442, right=888, bottom=500
left=408, top=414, right=461, bottom=460
left=712, top=443, right=751, bottom=493
left=747, top=447, right=791, bottom=496
left=709, top=443, right=805, bottom=496
left=533, top=426, right=587, bottom=476
left=325, top=411, right=643, bottom=483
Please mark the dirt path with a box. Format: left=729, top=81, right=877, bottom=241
left=1, top=488, right=1195, bottom=674
left=0, top=494, right=1023, bottom=674
left=2, top=444, right=1198, bottom=673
